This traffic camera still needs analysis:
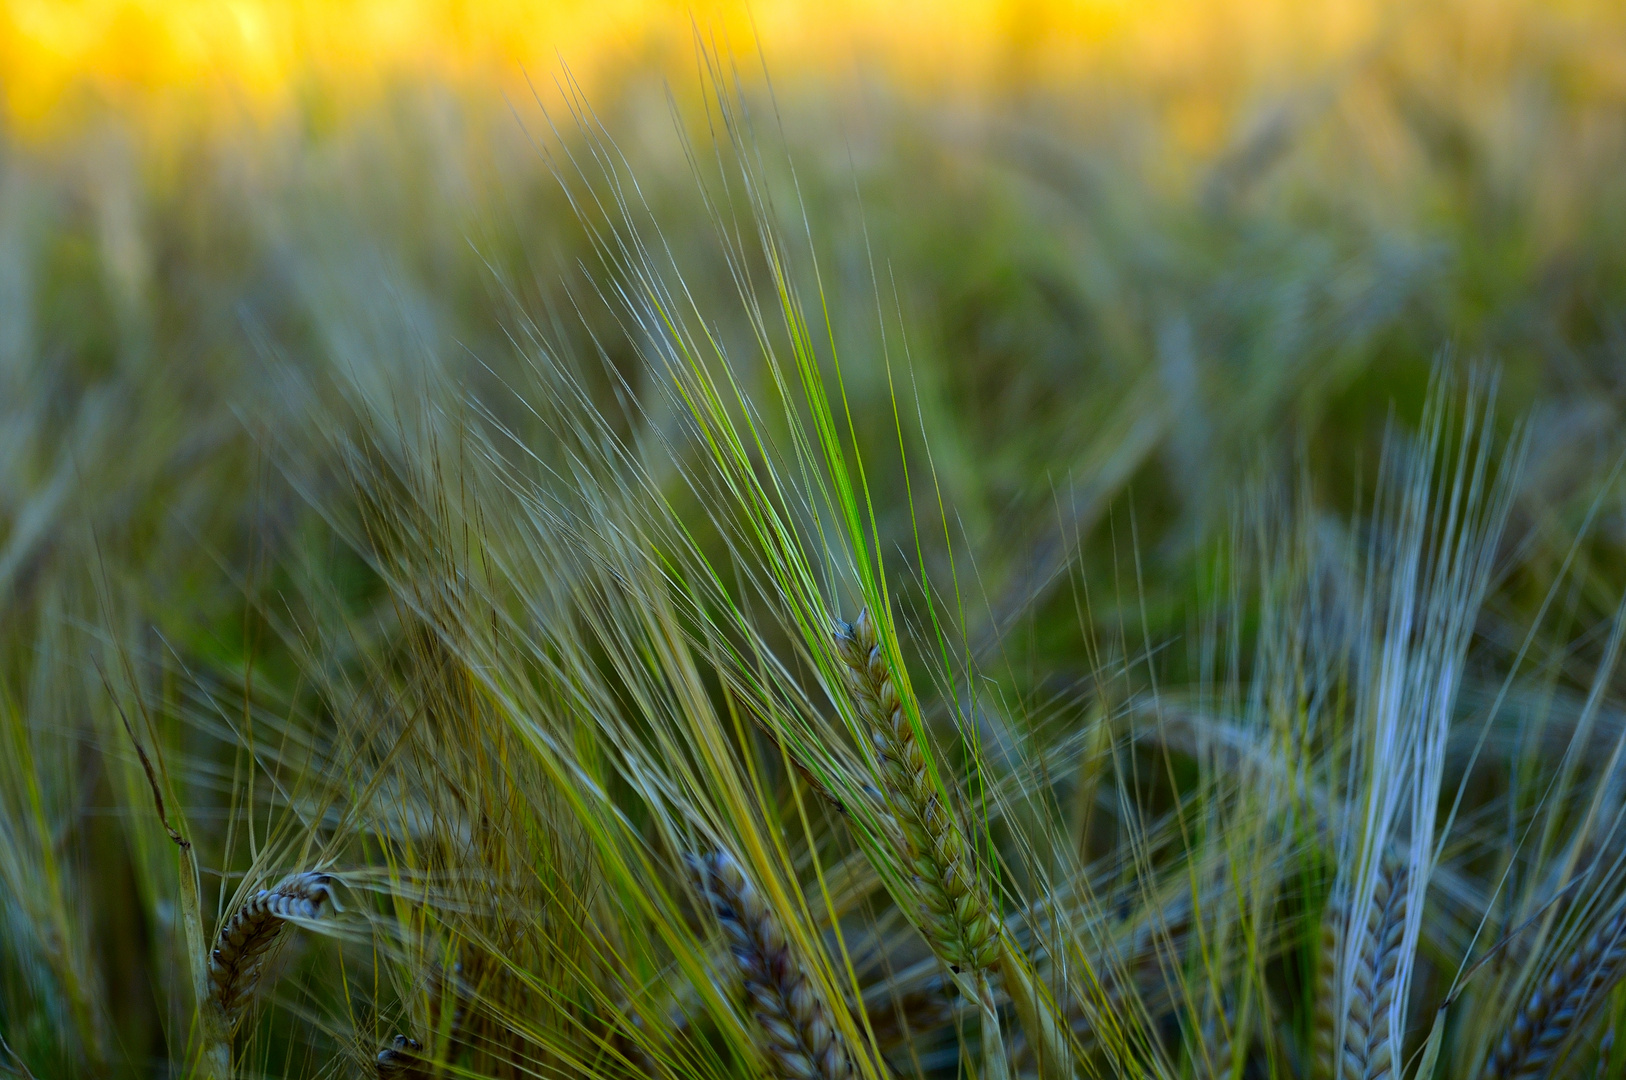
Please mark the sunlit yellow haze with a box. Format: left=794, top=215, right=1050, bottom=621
left=0, top=0, right=1416, bottom=139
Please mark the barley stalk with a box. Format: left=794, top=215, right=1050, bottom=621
left=1483, top=908, right=1626, bottom=1080
left=689, top=850, right=856, bottom=1080
left=207, top=872, right=335, bottom=1024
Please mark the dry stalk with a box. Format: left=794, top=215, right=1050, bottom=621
left=208, top=871, right=335, bottom=1025
left=1483, top=908, right=1626, bottom=1080
left=690, top=850, right=857, bottom=1080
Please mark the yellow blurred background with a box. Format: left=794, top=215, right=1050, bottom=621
left=0, top=0, right=1454, bottom=140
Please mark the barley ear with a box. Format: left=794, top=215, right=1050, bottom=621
left=832, top=609, right=999, bottom=974
left=1593, top=1026, right=1616, bottom=1080
left=1357, top=856, right=1409, bottom=1080
left=207, top=872, right=336, bottom=1027
left=375, top=1034, right=432, bottom=1079
left=1483, top=909, right=1626, bottom=1080
left=1321, top=853, right=1408, bottom=1080
left=1312, top=900, right=1343, bottom=1080
left=688, top=850, right=856, bottom=1080
left=833, top=608, right=1037, bottom=1080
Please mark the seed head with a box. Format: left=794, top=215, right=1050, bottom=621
left=689, top=850, right=855, bottom=1080
left=833, top=608, right=1000, bottom=973
left=207, top=871, right=335, bottom=1022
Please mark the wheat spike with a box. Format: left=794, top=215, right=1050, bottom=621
left=833, top=608, right=1000, bottom=975
left=1484, top=908, right=1626, bottom=1080
left=207, top=871, right=335, bottom=1022
left=689, top=851, right=856, bottom=1080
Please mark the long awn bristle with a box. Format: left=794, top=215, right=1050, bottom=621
left=1199, top=998, right=1237, bottom=1080
left=377, top=953, right=473, bottom=1076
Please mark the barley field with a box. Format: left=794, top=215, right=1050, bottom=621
left=4, top=2, right=1626, bottom=1078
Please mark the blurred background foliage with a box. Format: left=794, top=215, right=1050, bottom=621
left=6, top=0, right=1624, bottom=658
left=3, top=0, right=1626, bottom=1074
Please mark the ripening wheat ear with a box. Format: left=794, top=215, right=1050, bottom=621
left=1483, top=908, right=1626, bottom=1080
left=688, top=850, right=856, bottom=1080
left=207, top=872, right=336, bottom=1024
left=1314, top=853, right=1409, bottom=1080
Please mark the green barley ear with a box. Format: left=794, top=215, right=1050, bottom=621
left=832, top=608, right=1000, bottom=975
left=833, top=608, right=1028, bottom=1080
left=688, top=850, right=856, bottom=1080
left=1483, top=908, right=1626, bottom=1080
